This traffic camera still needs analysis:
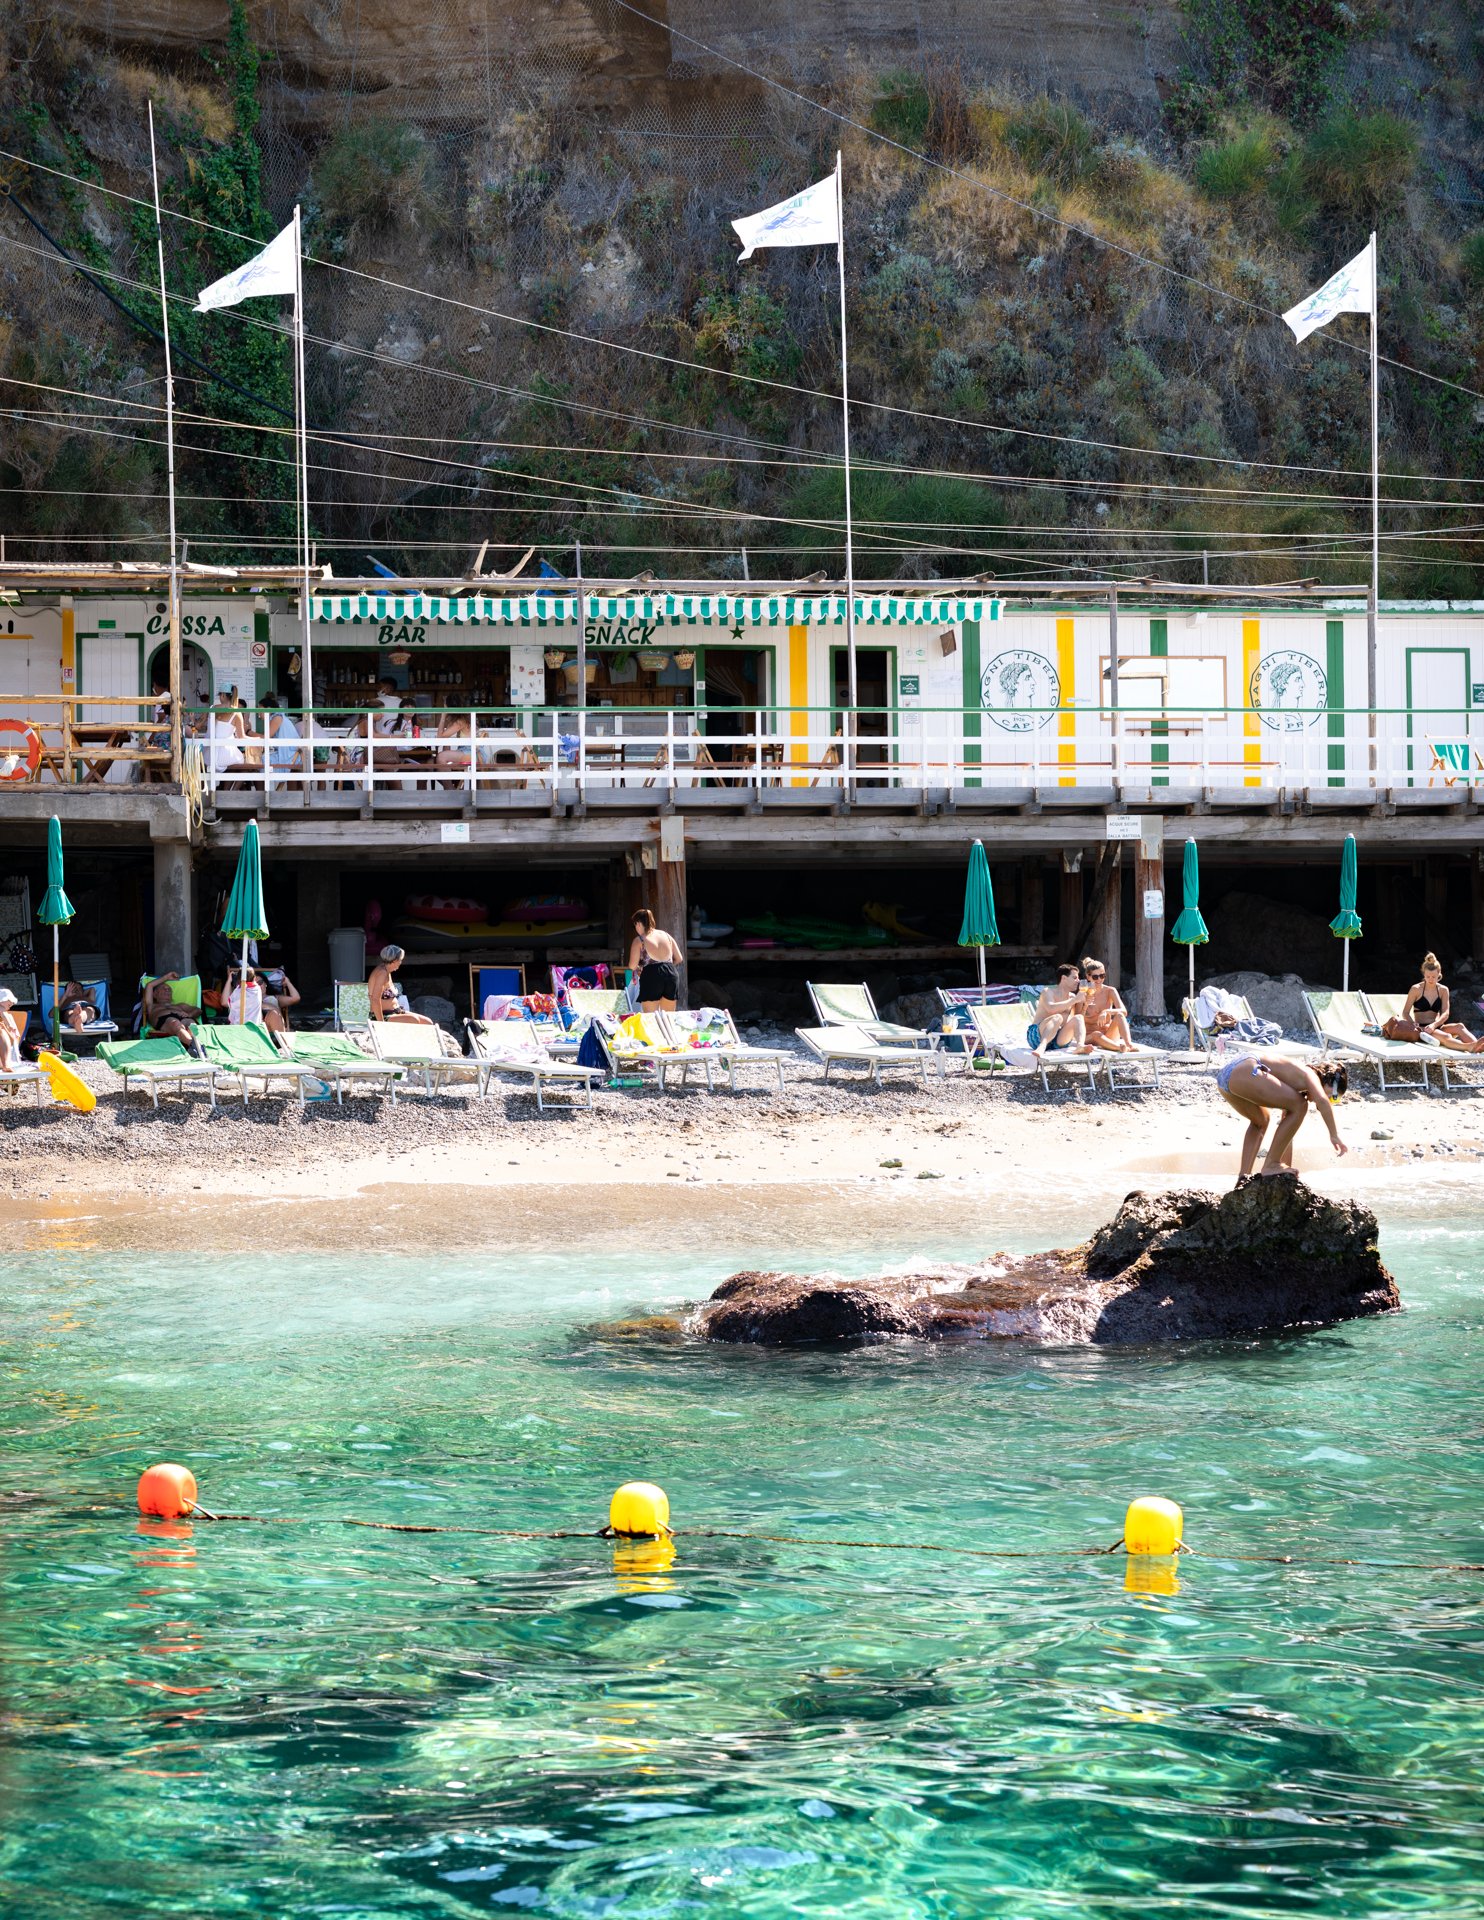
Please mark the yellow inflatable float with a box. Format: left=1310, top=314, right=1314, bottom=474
left=38, top=1050, right=96, bottom=1113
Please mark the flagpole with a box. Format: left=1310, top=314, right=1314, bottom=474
left=835, top=150, right=856, bottom=786
left=1367, top=228, right=1379, bottom=785
left=293, top=204, right=314, bottom=763
left=147, top=103, right=182, bottom=784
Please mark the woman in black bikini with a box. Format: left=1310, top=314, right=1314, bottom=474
left=627, top=908, right=682, bottom=1013
left=1403, top=953, right=1484, bottom=1052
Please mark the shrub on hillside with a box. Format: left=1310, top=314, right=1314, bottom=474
left=1304, top=111, right=1417, bottom=214
left=312, top=121, right=437, bottom=252
left=1195, top=128, right=1276, bottom=199
left=1459, top=230, right=1484, bottom=289
left=1004, top=98, right=1099, bottom=188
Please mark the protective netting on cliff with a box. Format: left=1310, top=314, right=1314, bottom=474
left=7, top=0, right=1484, bottom=578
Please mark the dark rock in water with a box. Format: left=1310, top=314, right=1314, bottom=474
left=693, top=1175, right=1399, bottom=1348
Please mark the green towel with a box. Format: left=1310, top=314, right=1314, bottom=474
left=287, top=1032, right=373, bottom=1065
left=98, top=1037, right=193, bottom=1070
left=200, top=1021, right=282, bottom=1066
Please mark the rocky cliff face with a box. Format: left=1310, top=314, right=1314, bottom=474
left=58, top=1, right=1182, bottom=123
left=690, top=1176, right=1400, bottom=1346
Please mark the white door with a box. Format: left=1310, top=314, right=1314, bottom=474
left=1408, top=649, right=1470, bottom=784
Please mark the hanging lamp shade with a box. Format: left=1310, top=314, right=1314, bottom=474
left=1169, top=837, right=1209, bottom=946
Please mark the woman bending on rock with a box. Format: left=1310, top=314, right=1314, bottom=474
left=1215, top=1054, right=1348, bottom=1180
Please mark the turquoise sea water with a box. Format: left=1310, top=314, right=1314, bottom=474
left=3, top=1189, right=1484, bottom=1917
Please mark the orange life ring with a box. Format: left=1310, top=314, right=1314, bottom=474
left=0, top=719, right=40, bottom=782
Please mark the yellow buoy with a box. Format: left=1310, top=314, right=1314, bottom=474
left=613, top=1536, right=677, bottom=1593
left=608, top=1481, right=671, bottom=1538
left=1124, top=1496, right=1183, bottom=1557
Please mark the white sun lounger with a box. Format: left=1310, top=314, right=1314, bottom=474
left=366, top=1020, right=483, bottom=1096
left=965, top=1004, right=1105, bottom=1094
left=662, top=1010, right=791, bottom=1092
left=796, top=1024, right=940, bottom=1087
left=597, top=1012, right=714, bottom=1091
left=0, top=1062, right=47, bottom=1107
left=807, top=982, right=931, bottom=1047
left=466, top=1020, right=603, bottom=1109
left=1364, top=992, right=1484, bottom=1094
left=1303, top=989, right=1437, bottom=1094
left=1181, top=995, right=1322, bottom=1065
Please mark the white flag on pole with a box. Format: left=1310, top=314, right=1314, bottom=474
left=732, top=173, right=840, bottom=261
left=1282, top=239, right=1374, bottom=343
left=194, top=222, right=297, bottom=312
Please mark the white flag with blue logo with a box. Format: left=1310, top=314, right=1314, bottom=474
left=194, top=221, right=297, bottom=312
left=1282, top=238, right=1374, bottom=343
left=732, top=173, right=840, bottom=261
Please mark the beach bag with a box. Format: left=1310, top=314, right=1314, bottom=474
left=1382, top=1016, right=1422, bottom=1042
left=576, top=1025, right=607, bottom=1072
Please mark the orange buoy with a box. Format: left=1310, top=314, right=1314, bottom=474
left=137, top=1463, right=197, bottom=1519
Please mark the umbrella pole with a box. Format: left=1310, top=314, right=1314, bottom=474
left=52, top=925, right=60, bottom=1054
left=241, top=934, right=250, bottom=1019
left=1188, top=946, right=1195, bottom=1051
left=977, top=944, right=986, bottom=995
left=1343, top=939, right=1349, bottom=994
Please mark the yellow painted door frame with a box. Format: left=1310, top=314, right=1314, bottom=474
left=1056, top=617, right=1076, bottom=786
left=1242, top=617, right=1262, bottom=786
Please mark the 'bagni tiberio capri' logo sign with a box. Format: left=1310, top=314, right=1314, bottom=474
left=1250, top=651, right=1328, bottom=731
left=980, top=649, right=1060, bottom=732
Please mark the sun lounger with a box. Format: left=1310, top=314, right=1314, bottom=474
left=366, top=1019, right=483, bottom=1095
left=200, top=1021, right=321, bottom=1105
left=275, top=1030, right=402, bottom=1104
left=0, top=1061, right=46, bottom=1106
left=965, top=1004, right=1105, bottom=1094
left=807, top=982, right=930, bottom=1047
left=662, top=1010, right=791, bottom=1092
left=796, top=1024, right=940, bottom=1087
left=1364, top=992, right=1484, bottom=1094
left=466, top=1020, right=603, bottom=1110
left=1303, top=989, right=1436, bottom=1094
left=97, top=1035, right=222, bottom=1108
left=37, top=981, right=118, bottom=1047
left=599, top=1012, right=706, bottom=1090
left=1180, top=995, right=1321, bottom=1065
left=334, top=981, right=372, bottom=1033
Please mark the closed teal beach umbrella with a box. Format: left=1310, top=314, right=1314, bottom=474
left=37, top=815, right=76, bottom=1053
left=957, top=839, right=1000, bottom=991
left=222, top=819, right=268, bottom=988
left=1169, top=838, right=1209, bottom=1044
left=1330, top=832, right=1361, bottom=990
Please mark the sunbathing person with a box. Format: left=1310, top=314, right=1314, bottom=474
left=1079, top=956, right=1135, bottom=1051
left=1215, top=1053, right=1348, bottom=1179
left=142, top=972, right=204, bottom=1055
left=1029, top=964, right=1090, bottom=1057
left=0, top=988, right=23, bottom=1071
left=58, top=981, right=101, bottom=1032
left=368, top=945, right=433, bottom=1025
left=1402, top=953, right=1484, bottom=1052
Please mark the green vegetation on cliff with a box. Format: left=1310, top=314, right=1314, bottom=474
left=0, top=2, right=1480, bottom=587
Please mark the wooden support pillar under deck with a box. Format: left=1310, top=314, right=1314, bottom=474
left=1090, top=850, right=1122, bottom=991
left=1020, top=856, right=1045, bottom=947
left=1424, top=854, right=1449, bottom=957
left=1057, top=854, right=1083, bottom=962
left=649, top=818, right=688, bottom=1007
left=1133, top=836, right=1167, bottom=1019
left=1472, top=851, right=1484, bottom=968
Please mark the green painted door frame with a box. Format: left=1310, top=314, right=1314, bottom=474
left=1404, top=646, right=1471, bottom=783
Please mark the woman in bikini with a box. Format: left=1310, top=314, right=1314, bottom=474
left=1215, top=1053, right=1348, bottom=1180
left=1079, top=955, right=1135, bottom=1052
left=367, top=945, right=433, bottom=1026
left=627, top=908, right=682, bottom=1013
left=1402, top=953, right=1484, bottom=1052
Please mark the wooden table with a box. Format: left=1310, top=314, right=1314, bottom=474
left=69, top=722, right=172, bottom=785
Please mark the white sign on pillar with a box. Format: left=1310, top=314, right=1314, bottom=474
left=660, top=816, right=685, bottom=864
left=1143, top=888, right=1164, bottom=920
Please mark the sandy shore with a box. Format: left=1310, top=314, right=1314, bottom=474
left=4, top=1045, right=1480, bottom=1252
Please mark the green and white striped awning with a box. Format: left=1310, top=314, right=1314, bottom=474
left=308, top=592, right=1000, bottom=628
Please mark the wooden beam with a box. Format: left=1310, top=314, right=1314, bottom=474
left=1020, top=856, right=1044, bottom=946
left=1133, top=843, right=1166, bottom=1018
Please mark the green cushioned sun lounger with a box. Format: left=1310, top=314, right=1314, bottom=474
left=277, top=1030, right=401, bottom=1104
left=97, top=1036, right=221, bottom=1109
left=795, top=1024, right=940, bottom=1088
left=1304, top=990, right=1436, bottom=1096
left=200, top=1022, right=319, bottom=1105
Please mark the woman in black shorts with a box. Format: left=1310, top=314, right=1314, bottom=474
left=627, top=908, right=683, bottom=1012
